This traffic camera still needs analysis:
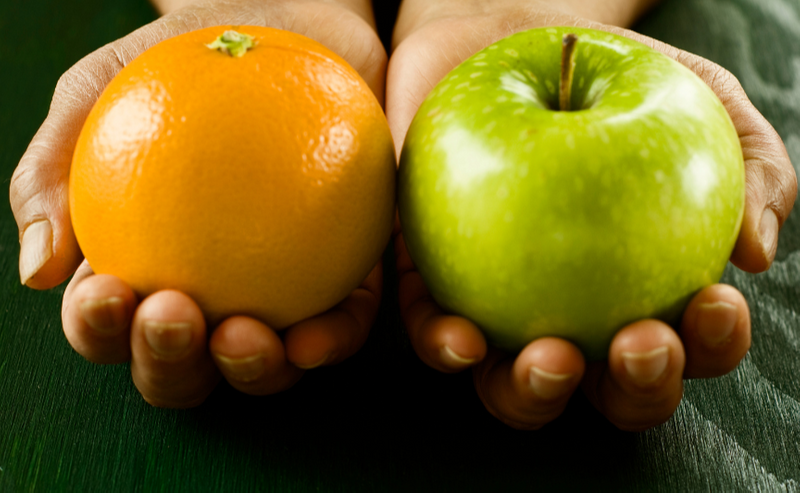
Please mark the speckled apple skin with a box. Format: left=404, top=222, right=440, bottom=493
left=398, top=26, right=745, bottom=361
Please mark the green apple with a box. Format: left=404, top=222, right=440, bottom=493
left=398, top=26, right=745, bottom=361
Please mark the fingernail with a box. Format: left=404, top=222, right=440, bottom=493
left=696, top=301, right=737, bottom=348
left=528, top=366, right=574, bottom=400
left=143, top=321, right=193, bottom=359
left=759, top=208, right=779, bottom=262
left=80, top=297, right=126, bottom=335
left=295, top=352, right=332, bottom=370
left=440, top=345, right=476, bottom=368
left=19, top=219, right=53, bottom=285
left=621, top=346, right=670, bottom=385
left=214, top=354, right=266, bottom=382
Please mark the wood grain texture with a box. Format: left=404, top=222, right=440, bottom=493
left=1, top=0, right=798, bottom=491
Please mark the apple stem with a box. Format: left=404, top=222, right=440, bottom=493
left=560, top=33, right=578, bottom=111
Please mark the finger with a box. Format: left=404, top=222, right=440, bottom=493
left=473, top=338, right=585, bottom=430
left=130, top=290, right=220, bottom=408
left=209, top=317, right=304, bottom=396
left=679, top=284, right=751, bottom=379
left=60, top=259, right=137, bottom=364
left=396, top=232, right=487, bottom=372
left=283, top=261, right=383, bottom=369
left=582, top=320, right=686, bottom=432
left=604, top=26, right=798, bottom=272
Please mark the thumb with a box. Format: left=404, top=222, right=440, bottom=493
left=10, top=72, right=98, bottom=289
left=606, top=26, right=797, bottom=272
left=727, top=110, right=796, bottom=272
left=9, top=14, right=214, bottom=289
left=665, top=53, right=797, bottom=273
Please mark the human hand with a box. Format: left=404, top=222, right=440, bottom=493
left=10, top=0, right=388, bottom=408
left=387, top=0, right=797, bottom=430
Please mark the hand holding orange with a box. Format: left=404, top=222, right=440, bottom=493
left=70, top=26, right=396, bottom=327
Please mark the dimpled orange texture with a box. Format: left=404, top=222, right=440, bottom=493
left=70, top=26, right=396, bottom=328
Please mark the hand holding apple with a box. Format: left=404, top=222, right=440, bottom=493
left=399, top=26, right=745, bottom=361
left=387, top=0, right=796, bottom=431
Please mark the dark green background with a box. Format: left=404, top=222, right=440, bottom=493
left=2, top=0, right=799, bottom=491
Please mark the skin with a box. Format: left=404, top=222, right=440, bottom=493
left=387, top=0, right=796, bottom=431
left=10, top=0, right=797, bottom=431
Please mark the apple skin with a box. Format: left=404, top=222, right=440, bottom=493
left=398, top=26, right=745, bottom=361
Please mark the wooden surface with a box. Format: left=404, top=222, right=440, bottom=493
left=1, top=0, right=799, bottom=490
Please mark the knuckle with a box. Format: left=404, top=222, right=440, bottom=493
left=52, top=58, right=106, bottom=110
left=677, top=52, right=746, bottom=107
left=705, top=66, right=742, bottom=106
left=773, top=162, right=798, bottom=214
left=9, top=159, right=50, bottom=225
left=52, top=30, right=149, bottom=108
left=54, top=50, right=116, bottom=103
left=9, top=163, right=34, bottom=214
left=711, top=67, right=741, bottom=99
left=774, top=176, right=797, bottom=221
left=746, top=145, right=798, bottom=219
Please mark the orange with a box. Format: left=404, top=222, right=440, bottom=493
left=70, top=26, right=396, bottom=328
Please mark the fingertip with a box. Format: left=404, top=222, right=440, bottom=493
left=283, top=314, right=342, bottom=369
left=759, top=207, right=780, bottom=263
left=19, top=218, right=82, bottom=290
left=210, top=316, right=283, bottom=375
left=211, top=316, right=304, bottom=395
left=284, top=277, right=379, bottom=370
left=608, top=320, right=685, bottom=391
left=76, top=274, right=137, bottom=329
left=472, top=338, right=582, bottom=430
left=130, top=290, right=219, bottom=408
left=731, top=206, right=778, bottom=273
left=19, top=219, right=53, bottom=286
left=134, top=290, right=207, bottom=357
left=585, top=320, right=685, bottom=431
left=514, top=337, right=584, bottom=402
left=681, top=284, right=751, bottom=378
left=517, top=338, right=585, bottom=380
left=440, top=344, right=477, bottom=368
left=423, top=315, right=487, bottom=373
left=398, top=265, right=486, bottom=372
left=62, top=271, right=137, bottom=364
